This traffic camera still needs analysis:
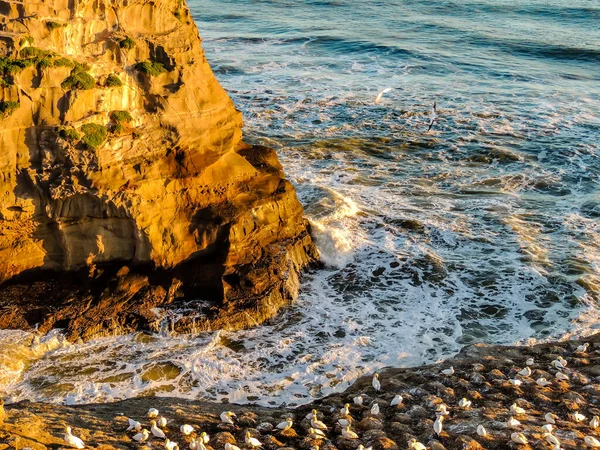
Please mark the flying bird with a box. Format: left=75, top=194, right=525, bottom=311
left=375, top=88, right=393, bottom=105
left=427, top=100, right=437, bottom=132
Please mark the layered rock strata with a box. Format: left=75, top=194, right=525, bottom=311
left=0, top=0, right=318, bottom=341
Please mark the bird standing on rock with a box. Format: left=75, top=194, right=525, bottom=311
left=245, top=431, right=262, bottom=448
left=372, top=373, right=381, bottom=392
left=225, top=443, right=241, bottom=450
left=390, top=394, right=403, bottom=406
left=556, top=371, right=569, bottom=381
left=133, top=429, right=150, bottom=443
left=545, top=413, right=558, bottom=424
left=537, top=377, right=552, bottom=387
left=408, top=438, right=426, bottom=450
left=165, top=439, right=179, bottom=450
left=306, top=409, right=319, bottom=420
left=340, top=404, right=351, bottom=416
left=573, top=412, right=586, bottom=423
left=590, top=416, right=600, bottom=429
left=180, top=424, right=194, bottom=436
left=151, top=420, right=166, bottom=439
left=511, top=432, right=528, bottom=444
left=577, top=343, right=590, bottom=353
left=127, top=418, right=142, bottom=431
left=370, top=403, right=380, bottom=415
left=63, top=426, right=85, bottom=449
left=526, top=358, right=535, bottom=366
left=442, top=367, right=454, bottom=376
left=341, top=425, right=359, bottom=439
left=277, top=418, right=293, bottom=431
left=507, top=417, right=521, bottom=429
left=434, top=415, right=443, bottom=436
left=459, top=398, right=472, bottom=409
left=477, top=424, right=487, bottom=437
left=510, top=403, right=526, bottom=415
left=309, top=427, right=326, bottom=439
left=518, top=367, right=532, bottom=377
left=148, top=408, right=159, bottom=418
left=311, top=413, right=328, bottom=430
left=353, top=395, right=364, bottom=406
left=158, top=416, right=168, bottom=428
left=221, top=411, right=237, bottom=425
left=585, top=436, right=600, bottom=447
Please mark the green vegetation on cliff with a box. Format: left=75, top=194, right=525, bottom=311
left=105, top=74, right=123, bottom=88
left=61, top=64, right=96, bottom=90
left=119, top=37, right=136, bottom=50
left=110, top=110, right=133, bottom=124
left=81, top=123, right=108, bottom=149
left=58, top=127, right=81, bottom=142
left=0, top=100, right=19, bottom=119
left=136, top=61, right=166, bottom=76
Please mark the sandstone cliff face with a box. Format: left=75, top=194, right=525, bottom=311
left=0, top=0, right=318, bottom=340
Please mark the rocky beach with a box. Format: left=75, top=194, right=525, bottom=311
left=4, top=335, right=600, bottom=449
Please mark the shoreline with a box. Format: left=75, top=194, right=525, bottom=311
left=3, top=334, right=600, bottom=449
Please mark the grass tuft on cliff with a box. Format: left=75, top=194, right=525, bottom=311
left=136, top=61, right=166, bottom=77
left=19, top=36, right=34, bottom=46
left=58, top=127, right=81, bottom=142
left=61, top=65, right=96, bottom=91
left=81, top=123, right=108, bottom=149
left=119, top=37, right=136, bottom=50
left=46, top=21, right=66, bottom=30
left=110, top=110, right=133, bottom=124
left=0, top=100, right=19, bottom=119
left=105, top=74, right=123, bottom=88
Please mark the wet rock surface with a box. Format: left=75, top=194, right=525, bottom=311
left=3, top=335, right=600, bottom=449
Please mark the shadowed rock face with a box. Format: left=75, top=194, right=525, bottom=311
left=0, top=0, right=319, bottom=341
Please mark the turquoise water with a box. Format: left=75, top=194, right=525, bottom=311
left=1, top=0, right=598, bottom=406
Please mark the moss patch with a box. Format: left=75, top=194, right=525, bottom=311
left=110, top=110, right=133, bottom=124
left=119, top=37, right=136, bottom=50
left=105, top=74, right=123, bottom=88
left=0, top=100, right=19, bottom=118
left=136, top=61, right=166, bottom=77
left=81, top=123, right=107, bottom=150
left=61, top=65, right=95, bottom=90
left=58, top=127, right=81, bottom=141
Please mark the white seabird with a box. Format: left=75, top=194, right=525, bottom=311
left=372, top=373, right=381, bottom=392
left=200, top=432, right=210, bottom=444
left=375, top=88, right=393, bottom=105
left=585, top=436, right=600, bottom=447
left=148, top=408, right=159, bottom=418
left=526, top=357, right=535, bottom=366
left=63, top=426, right=85, bottom=449
left=151, top=420, right=166, bottom=439
left=133, top=429, right=150, bottom=443
left=127, top=418, right=142, bottom=432
left=537, top=377, right=552, bottom=387
left=277, top=418, right=293, bottom=431
left=408, top=438, right=426, bottom=450
left=518, top=367, right=532, bottom=377
left=544, top=433, right=560, bottom=446
left=370, top=403, right=380, bottom=415
left=441, top=366, right=454, bottom=376
left=556, top=371, right=569, bottom=381
left=436, top=404, right=450, bottom=416
left=224, top=443, right=241, bottom=450
left=458, top=398, right=472, bottom=409
left=511, top=432, right=528, bottom=444
left=358, top=445, right=373, bottom=450
left=590, top=416, right=600, bottom=429
left=426, top=100, right=437, bottom=132
left=573, top=412, right=587, bottom=423
left=545, top=413, right=558, bottom=424
left=433, top=415, right=443, bottom=436
left=542, top=424, right=553, bottom=433
left=245, top=432, right=262, bottom=448
left=311, top=413, right=328, bottom=430
left=340, top=404, right=351, bottom=416
left=577, top=343, right=590, bottom=353
left=190, top=439, right=207, bottom=450
left=477, top=424, right=487, bottom=437
left=309, top=427, right=326, bottom=439
left=306, top=409, right=319, bottom=420
left=390, top=394, right=403, bottom=406
left=337, top=418, right=350, bottom=427
left=507, top=417, right=521, bottom=429
left=158, top=416, right=168, bottom=428
left=220, top=411, right=236, bottom=425
left=180, top=424, right=194, bottom=436
left=353, top=395, right=363, bottom=406
left=510, top=403, right=526, bottom=415
left=510, top=379, right=522, bottom=386
left=341, top=425, right=359, bottom=439
left=165, top=439, right=179, bottom=450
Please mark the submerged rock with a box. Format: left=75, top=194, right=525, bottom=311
left=0, top=0, right=318, bottom=341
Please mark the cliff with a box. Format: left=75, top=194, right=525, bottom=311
left=0, top=0, right=318, bottom=341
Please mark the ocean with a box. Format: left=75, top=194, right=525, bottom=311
left=0, top=0, right=598, bottom=406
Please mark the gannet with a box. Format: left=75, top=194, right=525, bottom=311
left=433, top=415, right=443, bottom=436
left=340, top=404, right=350, bottom=416
left=375, top=88, right=393, bottom=105
left=510, top=403, right=526, bottom=415
left=477, top=424, right=487, bottom=437
left=311, top=413, right=328, bottom=430
left=458, top=398, right=472, bottom=409
left=408, top=439, right=426, bottom=450
left=180, top=424, right=194, bottom=436
left=552, top=359, right=566, bottom=370
left=245, top=432, right=262, bottom=448
left=507, top=417, right=521, bottom=429
left=372, top=373, right=381, bottom=392
left=148, top=408, right=159, bottom=418
left=590, top=416, right=600, bottom=429
left=200, top=432, right=210, bottom=444
left=341, top=425, right=358, bottom=439
left=158, top=416, right=168, bottom=428
left=585, top=436, right=600, bottom=447
left=337, top=418, right=350, bottom=427
left=151, top=420, right=166, bottom=439
left=127, top=418, right=142, bottom=432
left=306, top=409, right=319, bottom=420
left=220, top=411, right=236, bottom=425
left=545, top=413, right=558, bottom=424
left=510, top=379, right=522, bottom=386
left=542, top=424, right=553, bottom=433
left=436, top=404, right=450, bottom=416
left=441, top=366, right=454, bottom=376
left=511, top=432, right=528, bottom=444
left=518, top=367, right=532, bottom=377
left=370, top=403, right=380, bottom=415
left=309, top=427, right=326, bottom=439
left=133, top=429, right=150, bottom=443
left=224, top=444, right=241, bottom=450
left=165, top=439, right=179, bottom=450
left=353, top=395, right=363, bottom=406
left=427, top=100, right=437, bottom=132
left=556, top=371, right=569, bottom=381
left=190, top=439, right=207, bottom=450
left=358, top=445, right=373, bottom=450
left=277, top=418, right=293, bottom=431
left=573, top=412, right=586, bottom=423
left=557, top=356, right=568, bottom=366
left=526, top=358, right=535, bottom=366
left=63, top=426, right=85, bottom=449
left=390, top=394, right=403, bottom=406
left=537, top=377, right=552, bottom=386
left=577, top=343, right=589, bottom=353
left=545, top=433, right=560, bottom=446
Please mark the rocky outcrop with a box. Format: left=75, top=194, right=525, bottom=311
left=0, top=0, right=318, bottom=340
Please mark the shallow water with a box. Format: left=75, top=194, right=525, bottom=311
left=1, top=0, right=599, bottom=406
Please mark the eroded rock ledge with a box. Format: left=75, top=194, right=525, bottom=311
left=0, top=0, right=319, bottom=341
left=2, top=335, right=600, bottom=450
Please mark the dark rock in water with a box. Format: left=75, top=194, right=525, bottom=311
left=0, top=0, right=319, bottom=342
